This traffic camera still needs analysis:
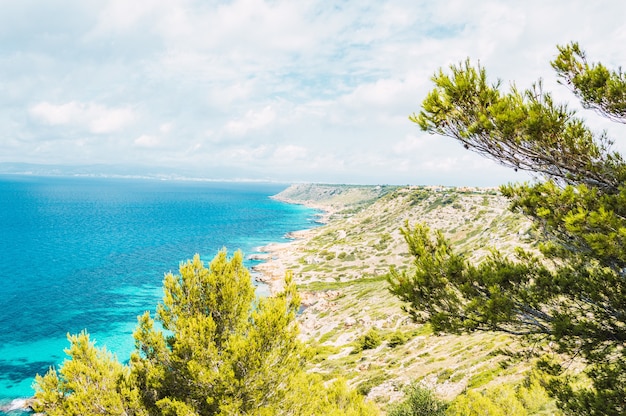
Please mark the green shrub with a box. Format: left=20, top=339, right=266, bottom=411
left=354, top=329, right=382, bottom=352
left=387, top=331, right=409, bottom=348
left=387, top=383, right=447, bottom=416
left=436, top=368, right=453, bottom=383
left=356, top=374, right=387, bottom=396
left=409, top=190, right=430, bottom=205
left=448, top=390, right=505, bottom=416
left=448, top=385, right=529, bottom=416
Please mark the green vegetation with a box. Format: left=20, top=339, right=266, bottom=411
left=447, top=374, right=560, bottom=416
left=357, top=374, right=388, bottom=397
left=387, top=330, right=409, bottom=348
left=33, top=250, right=378, bottom=415
left=33, top=331, right=143, bottom=415
left=354, top=329, right=382, bottom=352
left=387, top=372, right=559, bottom=416
left=390, top=42, right=626, bottom=415
left=34, top=43, right=622, bottom=413
left=387, top=383, right=447, bottom=416
left=273, top=183, right=541, bottom=411
left=275, top=184, right=398, bottom=217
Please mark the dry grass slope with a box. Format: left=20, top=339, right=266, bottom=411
left=257, top=184, right=551, bottom=412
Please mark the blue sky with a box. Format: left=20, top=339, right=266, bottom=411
left=2, top=0, right=626, bottom=185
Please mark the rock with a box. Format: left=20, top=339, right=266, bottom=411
left=357, top=317, right=372, bottom=326
left=247, top=253, right=271, bottom=261
left=323, top=290, right=341, bottom=300
left=305, top=256, right=321, bottom=264
left=368, top=379, right=406, bottom=404
left=1, top=398, right=36, bottom=413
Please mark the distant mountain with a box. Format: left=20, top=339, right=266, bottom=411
left=0, top=162, right=269, bottom=182
left=0, top=162, right=150, bottom=177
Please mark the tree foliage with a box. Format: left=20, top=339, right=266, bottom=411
left=34, top=249, right=378, bottom=415
left=447, top=386, right=527, bottom=416
left=412, top=57, right=626, bottom=192
left=33, top=332, right=145, bottom=415
left=446, top=372, right=557, bottom=416
left=386, top=383, right=447, bottom=416
left=552, top=42, right=626, bottom=123
left=390, top=42, right=626, bottom=415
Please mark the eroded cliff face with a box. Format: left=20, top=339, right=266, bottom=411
left=258, top=184, right=539, bottom=407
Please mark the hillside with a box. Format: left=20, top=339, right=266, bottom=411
left=255, top=184, right=557, bottom=412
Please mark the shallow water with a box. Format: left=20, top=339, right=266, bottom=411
left=0, top=175, right=316, bottom=409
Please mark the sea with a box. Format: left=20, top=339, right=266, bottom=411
left=0, top=175, right=318, bottom=414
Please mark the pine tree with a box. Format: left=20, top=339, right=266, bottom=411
left=32, top=332, right=145, bottom=415
left=34, top=250, right=378, bottom=415
left=389, top=42, right=626, bottom=415
left=131, top=250, right=306, bottom=415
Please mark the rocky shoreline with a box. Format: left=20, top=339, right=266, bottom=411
left=0, top=398, right=38, bottom=414
left=252, top=228, right=316, bottom=295
left=253, top=188, right=339, bottom=295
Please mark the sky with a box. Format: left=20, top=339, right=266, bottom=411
left=2, top=1, right=626, bottom=186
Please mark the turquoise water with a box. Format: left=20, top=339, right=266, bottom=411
left=0, top=175, right=316, bottom=412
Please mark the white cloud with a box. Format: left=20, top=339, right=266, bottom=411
left=134, top=134, right=160, bottom=148
left=216, top=144, right=270, bottom=163
left=3, top=1, right=626, bottom=185
left=89, top=0, right=166, bottom=36
left=206, top=81, right=256, bottom=107
left=272, top=145, right=308, bottom=161
left=341, top=78, right=407, bottom=110
left=29, top=101, right=135, bottom=134
left=223, top=106, right=277, bottom=137
left=159, top=123, right=173, bottom=134
left=393, top=134, right=429, bottom=154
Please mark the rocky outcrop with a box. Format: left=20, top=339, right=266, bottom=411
left=0, top=398, right=38, bottom=414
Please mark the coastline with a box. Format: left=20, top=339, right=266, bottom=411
left=1, top=188, right=326, bottom=415
left=269, top=193, right=337, bottom=224
left=249, top=185, right=537, bottom=405
left=252, top=194, right=335, bottom=295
